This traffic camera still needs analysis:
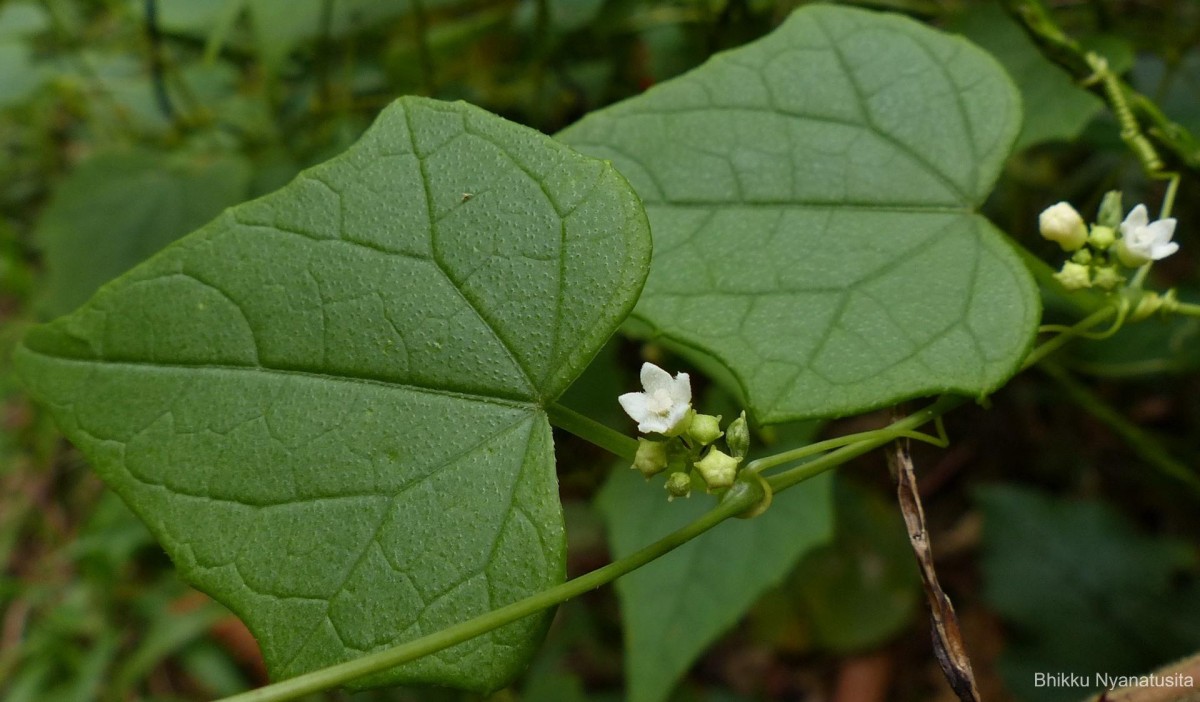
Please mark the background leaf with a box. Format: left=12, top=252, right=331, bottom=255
left=244, top=0, right=466, bottom=71
left=34, top=148, right=252, bottom=318
left=1062, top=294, right=1200, bottom=377
left=597, top=423, right=833, bottom=702
left=977, top=485, right=1200, bottom=702
left=946, top=3, right=1104, bottom=151
left=560, top=5, right=1039, bottom=423
left=787, top=478, right=920, bottom=653
left=16, top=97, right=650, bottom=691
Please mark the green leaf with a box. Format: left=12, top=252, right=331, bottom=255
left=1132, top=49, right=1200, bottom=150
left=75, top=53, right=245, bottom=134
left=560, top=5, right=1039, bottom=422
left=0, top=1, right=49, bottom=39
left=597, top=426, right=832, bottom=702
left=16, top=97, right=651, bottom=691
left=947, top=3, right=1103, bottom=150
left=246, top=0, right=466, bottom=70
left=34, top=148, right=252, bottom=318
left=152, top=0, right=238, bottom=36
left=0, top=42, right=48, bottom=108
left=977, top=485, right=1200, bottom=702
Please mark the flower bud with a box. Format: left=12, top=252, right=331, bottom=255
left=632, top=438, right=669, bottom=478
left=1097, top=190, right=1124, bottom=229
left=664, top=471, right=692, bottom=501
left=1071, top=248, right=1092, bottom=265
left=726, top=411, right=750, bottom=459
left=1092, top=265, right=1123, bottom=291
left=687, top=413, right=722, bottom=446
left=1039, top=202, right=1088, bottom=251
left=1088, top=225, right=1115, bottom=250
left=1054, top=261, right=1091, bottom=291
left=694, top=448, right=740, bottom=491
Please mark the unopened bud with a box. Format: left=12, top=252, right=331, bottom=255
left=1039, top=202, right=1088, bottom=251
left=694, top=449, right=740, bottom=491
left=1089, top=225, right=1115, bottom=250
left=1054, top=261, right=1091, bottom=291
left=1097, top=191, right=1124, bottom=229
left=664, top=471, right=692, bottom=501
left=1092, top=265, right=1123, bottom=291
left=687, top=413, right=723, bottom=446
left=632, top=438, right=669, bottom=478
left=726, top=411, right=750, bottom=459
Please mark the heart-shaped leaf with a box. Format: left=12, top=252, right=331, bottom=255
left=16, top=97, right=651, bottom=691
left=560, top=5, right=1040, bottom=422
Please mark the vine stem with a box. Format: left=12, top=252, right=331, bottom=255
left=546, top=402, right=638, bottom=460
left=747, top=421, right=946, bottom=476
left=1160, top=173, right=1181, bottom=219
left=764, top=394, right=964, bottom=493
left=1019, top=306, right=1118, bottom=370
left=1171, top=301, right=1200, bottom=316
left=216, top=483, right=760, bottom=702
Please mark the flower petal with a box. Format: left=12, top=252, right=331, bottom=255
left=618, top=392, right=652, bottom=423
left=663, top=403, right=691, bottom=434
left=1121, top=204, right=1149, bottom=235
left=668, top=371, right=692, bottom=403
left=1146, top=218, right=1177, bottom=245
left=639, top=362, right=673, bottom=394
left=639, top=416, right=671, bottom=434
left=1151, top=241, right=1180, bottom=260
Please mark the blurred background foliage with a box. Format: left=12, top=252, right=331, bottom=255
left=3, top=0, right=1200, bottom=700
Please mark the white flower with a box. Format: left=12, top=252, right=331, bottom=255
left=619, top=363, right=692, bottom=435
left=1039, top=202, right=1088, bottom=251
left=1117, top=204, right=1178, bottom=267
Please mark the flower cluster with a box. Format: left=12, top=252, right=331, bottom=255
left=619, top=362, right=750, bottom=500
left=1038, top=192, right=1179, bottom=292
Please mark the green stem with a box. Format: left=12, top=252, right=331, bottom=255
left=1130, top=264, right=1151, bottom=290
left=765, top=394, right=965, bottom=493
left=1020, top=306, right=1118, bottom=370
left=546, top=402, right=638, bottom=460
left=1160, top=173, right=1182, bottom=219
left=1171, top=301, right=1200, bottom=316
left=747, top=424, right=945, bottom=475
left=1041, top=362, right=1200, bottom=495
left=217, top=483, right=759, bottom=702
